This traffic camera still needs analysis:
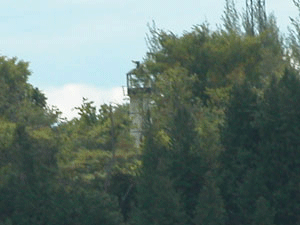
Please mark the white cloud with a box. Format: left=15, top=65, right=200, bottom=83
left=42, top=84, right=128, bottom=120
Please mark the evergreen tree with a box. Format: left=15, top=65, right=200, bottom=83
left=251, top=197, right=275, bottom=225
left=219, top=82, right=260, bottom=225
left=168, top=104, right=205, bottom=221
left=255, top=68, right=300, bottom=224
left=219, top=68, right=300, bottom=225
left=194, top=172, right=227, bottom=225
left=132, top=124, right=187, bottom=225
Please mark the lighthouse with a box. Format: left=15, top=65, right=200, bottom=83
left=127, top=61, right=152, bottom=147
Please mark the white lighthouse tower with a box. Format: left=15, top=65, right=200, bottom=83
left=127, top=61, right=152, bottom=147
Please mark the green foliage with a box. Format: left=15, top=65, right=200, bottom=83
left=0, top=120, right=16, bottom=171
left=194, top=172, right=227, bottom=225
left=251, top=197, right=275, bottom=225
left=57, top=100, right=137, bottom=183
left=222, top=0, right=240, bottom=34
left=242, top=0, right=267, bottom=35
left=0, top=56, right=130, bottom=224
left=3, top=1, right=300, bottom=224
left=288, top=0, right=300, bottom=66
left=56, top=99, right=138, bottom=222
left=218, top=68, right=300, bottom=225
left=254, top=68, right=300, bottom=224
left=219, top=82, right=260, bottom=225
left=168, top=105, right=205, bottom=219
left=132, top=3, right=289, bottom=224
left=133, top=174, right=187, bottom=225
left=0, top=56, right=60, bottom=126
left=132, top=125, right=187, bottom=225
left=52, top=187, right=125, bottom=225
left=0, top=123, right=59, bottom=224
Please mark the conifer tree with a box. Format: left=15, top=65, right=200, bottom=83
left=219, top=82, right=260, bottom=225
left=255, top=68, right=300, bottom=224
left=168, top=104, right=205, bottom=221
left=194, top=172, right=227, bottom=225
left=131, top=123, right=187, bottom=225
left=251, top=197, right=275, bottom=225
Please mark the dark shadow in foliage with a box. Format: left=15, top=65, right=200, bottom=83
left=109, top=172, right=137, bottom=223
left=219, top=82, right=260, bottom=225
left=251, top=196, right=275, bottom=225
left=219, top=67, right=300, bottom=225
left=194, top=171, right=227, bottom=225
left=168, top=105, right=207, bottom=222
left=130, top=121, right=187, bottom=225
left=255, top=68, right=300, bottom=225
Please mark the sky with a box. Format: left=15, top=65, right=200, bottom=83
left=0, top=0, right=299, bottom=119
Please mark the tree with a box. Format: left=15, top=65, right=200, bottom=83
left=251, top=197, right=275, bottom=225
left=194, top=172, right=227, bottom=225
left=0, top=123, right=60, bottom=224
left=0, top=56, right=59, bottom=126
left=131, top=123, right=187, bottom=225
left=0, top=54, right=128, bottom=224
left=218, top=68, right=300, bottom=225
left=255, top=68, right=300, bottom=224
left=242, top=0, right=267, bottom=35
left=289, top=0, right=300, bottom=67
left=222, top=0, right=240, bottom=34
left=56, top=100, right=138, bottom=223
left=219, top=82, right=260, bottom=225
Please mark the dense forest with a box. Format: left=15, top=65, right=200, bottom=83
left=2, top=0, right=300, bottom=224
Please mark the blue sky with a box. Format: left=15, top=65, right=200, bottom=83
left=1, top=0, right=299, bottom=119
